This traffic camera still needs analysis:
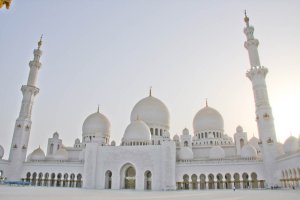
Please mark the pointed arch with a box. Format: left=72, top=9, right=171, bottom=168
left=105, top=170, right=112, bottom=189
left=120, top=163, right=136, bottom=189
left=144, top=170, right=152, bottom=190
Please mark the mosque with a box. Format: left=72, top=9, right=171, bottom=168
left=0, top=14, right=299, bottom=191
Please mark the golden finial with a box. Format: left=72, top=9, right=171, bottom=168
left=136, top=115, right=140, bottom=121
left=0, top=0, right=12, bottom=9
left=38, top=34, right=43, bottom=49
left=149, top=86, right=152, bottom=96
left=97, top=105, right=99, bottom=113
left=244, top=10, right=249, bottom=27
left=205, top=98, right=208, bottom=107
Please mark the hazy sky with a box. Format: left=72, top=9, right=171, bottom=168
left=0, top=1, right=300, bottom=158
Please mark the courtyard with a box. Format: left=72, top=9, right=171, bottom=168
left=0, top=186, right=299, bottom=200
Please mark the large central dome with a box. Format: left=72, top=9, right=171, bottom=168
left=130, top=95, right=170, bottom=129
left=82, top=111, right=111, bottom=138
left=193, top=105, right=224, bottom=133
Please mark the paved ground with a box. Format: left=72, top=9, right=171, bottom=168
left=0, top=186, right=299, bottom=200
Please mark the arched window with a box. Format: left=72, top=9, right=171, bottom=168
left=184, top=141, right=188, bottom=147
left=155, top=128, right=158, bottom=136
left=150, top=128, right=153, bottom=135
left=105, top=170, right=112, bottom=189
left=160, top=129, right=162, bottom=136
left=144, top=171, right=152, bottom=190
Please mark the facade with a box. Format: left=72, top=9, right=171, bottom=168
left=0, top=15, right=299, bottom=190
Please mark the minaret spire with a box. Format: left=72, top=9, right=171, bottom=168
left=244, top=10, right=249, bottom=27
left=244, top=14, right=278, bottom=187
left=7, top=37, right=43, bottom=181
left=243, top=12, right=261, bottom=68
left=38, top=34, right=43, bottom=50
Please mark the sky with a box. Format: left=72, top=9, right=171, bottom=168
left=0, top=0, right=300, bottom=158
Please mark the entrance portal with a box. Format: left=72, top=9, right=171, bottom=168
left=124, top=166, right=136, bottom=189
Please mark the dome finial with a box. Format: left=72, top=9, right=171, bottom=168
left=38, top=34, right=43, bottom=49
left=205, top=98, right=208, bottom=107
left=136, top=115, right=140, bottom=121
left=244, top=10, right=249, bottom=27
left=97, top=105, right=99, bottom=113
left=149, top=86, right=152, bottom=96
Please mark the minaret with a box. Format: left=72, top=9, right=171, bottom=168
left=244, top=12, right=278, bottom=187
left=7, top=36, right=43, bottom=181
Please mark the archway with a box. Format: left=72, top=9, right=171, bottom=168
left=37, top=173, right=43, bottom=186
left=208, top=174, right=214, bottom=189
left=44, top=173, right=49, bottom=186
left=183, top=174, right=189, bottom=190
left=225, top=173, right=231, bottom=189
left=242, top=173, right=249, bottom=189
left=105, top=170, right=112, bottom=189
left=57, top=173, right=62, bottom=187
left=26, top=172, right=31, bottom=183
left=251, top=172, right=258, bottom=188
left=76, top=174, right=82, bottom=188
left=0, top=170, right=3, bottom=180
left=216, top=173, right=223, bottom=189
left=32, top=172, right=37, bottom=186
left=191, top=174, right=197, bottom=189
left=200, top=174, right=206, bottom=189
left=144, top=170, right=152, bottom=190
left=120, top=164, right=136, bottom=189
left=63, top=173, right=68, bottom=187
left=50, top=173, right=55, bottom=186
left=233, top=173, right=240, bottom=189
left=69, top=173, right=75, bottom=187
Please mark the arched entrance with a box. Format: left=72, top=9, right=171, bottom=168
left=37, top=173, right=43, bottom=186
left=216, top=173, right=223, bottom=189
left=76, top=174, right=82, bottom=188
left=26, top=172, right=31, bottom=183
left=183, top=174, right=189, bottom=190
left=105, top=170, right=112, bottom=189
left=191, top=174, right=197, bottom=190
left=200, top=174, right=206, bottom=189
left=242, top=173, right=249, bottom=189
left=208, top=174, right=214, bottom=189
left=120, top=164, right=136, bottom=189
left=144, top=171, right=152, bottom=190
left=32, top=172, right=37, bottom=186
left=251, top=172, right=258, bottom=188
left=225, top=173, right=231, bottom=189
left=233, top=173, right=240, bottom=189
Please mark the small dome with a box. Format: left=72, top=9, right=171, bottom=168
left=236, top=125, right=243, bottom=133
left=209, top=146, right=225, bottom=159
left=241, top=144, right=257, bottom=158
left=173, top=134, right=179, bottom=141
left=78, top=149, right=85, bottom=161
left=82, top=111, right=111, bottom=138
left=178, top=147, right=194, bottom=160
left=74, top=138, right=80, bottom=144
left=130, top=95, right=170, bottom=129
left=248, top=136, right=260, bottom=150
left=182, top=128, right=189, bottom=135
left=122, top=119, right=151, bottom=144
left=30, top=147, right=46, bottom=161
left=193, top=105, right=224, bottom=132
left=54, top=148, right=68, bottom=161
left=283, top=136, right=298, bottom=154
left=0, top=145, right=4, bottom=159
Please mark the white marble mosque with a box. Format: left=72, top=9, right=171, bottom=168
left=0, top=14, right=299, bottom=190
